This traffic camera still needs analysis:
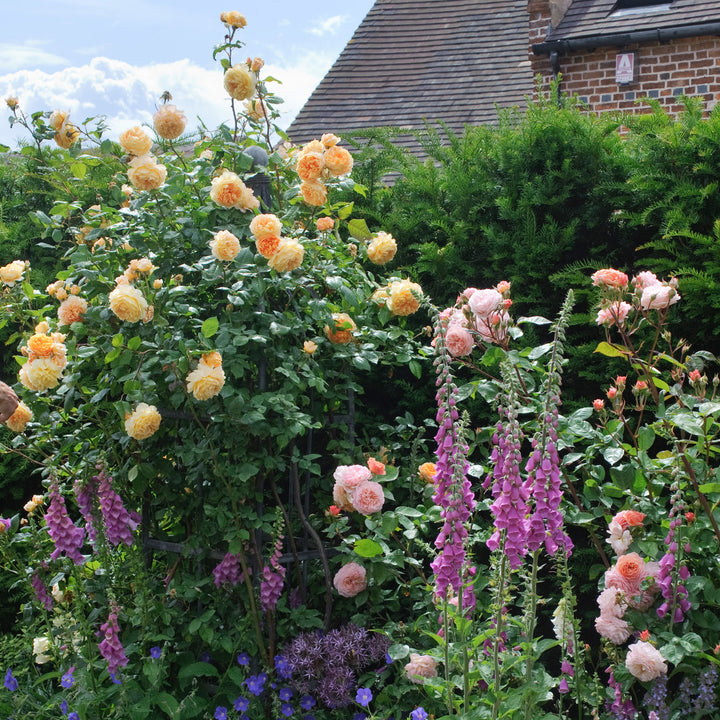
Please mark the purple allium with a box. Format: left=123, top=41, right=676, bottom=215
left=31, top=569, right=53, bottom=611
left=45, top=482, right=85, bottom=564
left=300, top=695, right=315, bottom=710
left=237, top=651, right=250, bottom=666
left=98, top=611, right=128, bottom=676
left=97, top=471, right=138, bottom=547
left=61, top=666, right=75, bottom=689
left=234, top=697, right=250, bottom=712
left=279, top=687, right=293, bottom=701
left=281, top=703, right=294, bottom=717
left=214, top=707, right=228, bottom=720
left=260, top=536, right=286, bottom=613
left=411, top=709, right=429, bottom=720
left=213, top=552, right=243, bottom=587
left=150, top=646, right=161, bottom=659
left=355, top=687, right=372, bottom=707
left=4, top=668, right=18, bottom=691
left=430, top=316, right=476, bottom=611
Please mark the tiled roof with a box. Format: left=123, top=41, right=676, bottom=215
left=548, top=0, right=720, bottom=42
left=285, top=0, right=534, bottom=154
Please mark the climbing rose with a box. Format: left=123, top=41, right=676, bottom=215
left=323, top=145, right=353, bottom=176
left=418, top=462, right=437, bottom=483
left=594, top=614, right=630, bottom=644
left=57, top=295, right=88, bottom=326
left=334, top=464, right=372, bottom=491
left=186, top=357, right=225, bottom=400
left=640, top=283, right=680, bottom=310
left=299, top=179, right=327, bottom=206
left=268, top=238, right=304, bottom=272
left=118, top=126, right=152, bottom=156
left=296, top=151, right=325, bottom=181
left=324, top=313, right=356, bottom=344
left=387, top=279, right=422, bottom=316
left=468, top=288, right=502, bottom=318
left=445, top=325, right=474, bottom=357
left=109, top=284, right=148, bottom=323
left=367, top=231, right=397, bottom=265
left=591, top=268, right=629, bottom=289
left=250, top=213, right=282, bottom=239
left=220, top=11, right=247, bottom=27
left=153, top=104, right=186, bottom=140
left=596, top=301, right=632, bottom=327
left=5, top=401, right=32, bottom=432
left=351, top=481, right=385, bottom=515
left=0, top=260, right=26, bottom=286
left=223, top=65, right=256, bottom=100
left=316, top=217, right=334, bottom=232
left=210, top=230, right=241, bottom=262
left=124, top=403, right=161, bottom=440
left=333, top=562, right=367, bottom=597
left=210, top=170, right=258, bottom=211
left=625, top=641, right=667, bottom=682
left=127, top=154, right=167, bottom=191
left=404, top=654, right=438, bottom=684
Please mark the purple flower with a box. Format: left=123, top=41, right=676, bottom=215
left=245, top=673, right=266, bottom=696
left=98, top=611, right=128, bottom=676
left=31, top=570, right=53, bottom=611
left=214, top=707, right=228, bottom=720
left=353, top=714, right=366, bottom=720
left=234, top=697, right=250, bottom=712
left=560, top=659, right=574, bottom=677
left=281, top=703, right=294, bottom=717
left=61, top=666, right=75, bottom=689
left=45, top=482, right=85, bottom=564
left=109, top=672, right=122, bottom=684
left=260, top=536, right=286, bottom=613
left=355, top=687, right=372, bottom=707
left=150, top=646, right=161, bottom=659
left=60, top=699, right=68, bottom=715
left=237, top=651, right=250, bottom=666
left=275, top=654, right=292, bottom=680
left=97, top=471, right=138, bottom=547
left=200, top=652, right=212, bottom=663
left=68, top=713, right=79, bottom=720
left=4, top=668, right=18, bottom=691
left=279, top=686, right=293, bottom=701
left=300, top=695, right=315, bottom=710
left=411, top=709, right=429, bottom=720
left=559, top=677, right=570, bottom=694
left=213, top=552, right=243, bottom=588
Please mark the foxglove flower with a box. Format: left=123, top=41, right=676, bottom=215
left=260, top=536, right=286, bottom=612
left=97, top=471, right=138, bottom=547
left=31, top=568, right=53, bottom=611
left=45, top=482, right=85, bottom=564
left=98, top=611, right=129, bottom=676
left=213, top=552, right=243, bottom=587
left=74, top=473, right=100, bottom=545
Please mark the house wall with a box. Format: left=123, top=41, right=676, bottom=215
left=528, top=1, right=720, bottom=115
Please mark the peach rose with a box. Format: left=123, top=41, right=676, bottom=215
left=54, top=125, right=80, bottom=149
left=27, top=333, right=55, bottom=358
left=119, top=126, right=153, bottom=156
left=388, top=279, right=423, bottom=316
left=127, top=154, right=167, bottom=191
left=109, top=284, right=148, bottom=323
left=323, top=145, right=353, bottom=177
left=324, top=313, right=356, bottom=344
left=5, top=96, right=18, bottom=110
left=300, top=140, right=325, bottom=155
left=404, top=653, right=438, bottom=684
left=612, top=510, right=645, bottom=530
left=249, top=213, right=282, bottom=239
left=352, top=480, right=385, bottom=515
left=445, top=325, right=474, bottom=357
left=299, top=179, right=327, bottom=207
left=625, top=641, right=668, bottom=682
left=220, top=10, right=247, bottom=27
left=418, top=462, right=437, bottom=483
left=223, top=65, right=257, bottom=101
left=201, top=351, right=222, bottom=368
left=296, top=151, right=324, bottom=181
left=333, top=562, right=367, bottom=598
left=5, top=401, right=33, bottom=433
left=210, top=170, right=252, bottom=209
left=591, top=268, right=629, bottom=289
left=367, top=231, right=397, bottom=265
left=48, top=110, right=69, bottom=131
left=594, top=613, right=630, bottom=644
left=153, top=105, right=187, bottom=140
left=210, top=230, right=241, bottom=262
left=367, top=457, right=385, bottom=475
left=57, top=295, right=88, bottom=326
left=1, top=260, right=27, bottom=286
left=237, top=186, right=259, bottom=212
left=125, top=402, right=161, bottom=440
left=316, top=217, right=334, bottom=232
left=243, top=99, right=266, bottom=121
left=332, top=480, right=355, bottom=512
left=19, top=358, right=63, bottom=392
left=616, top=552, right=646, bottom=585
left=303, top=340, right=317, bottom=354
left=268, top=238, right=304, bottom=272
left=255, top=235, right=281, bottom=258
left=321, top=133, right=340, bottom=148
left=186, top=362, right=225, bottom=401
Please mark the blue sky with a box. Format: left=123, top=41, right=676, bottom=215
left=0, top=0, right=375, bottom=147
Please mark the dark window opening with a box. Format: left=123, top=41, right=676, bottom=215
left=613, top=0, right=671, bottom=8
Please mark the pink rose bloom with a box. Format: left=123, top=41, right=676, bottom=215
left=596, top=301, right=632, bottom=327
left=640, top=283, right=680, bottom=310
left=625, top=641, right=668, bottom=681
left=476, top=311, right=510, bottom=344
left=445, top=325, right=474, bottom=357
left=332, top=480, right=355, bottom=512
left=333, top=464, right=371, bottom=491
left=333, top=562, right=367, bottom=597
left=591, top=268, right=629, bottom=289
left=468, top=288, right=502, bottom=318
left=632, top=271, right=659, bottom=290
left=404, top=653, right=438, bottom=684
left=352, top=480, right=385, bottom=515
left=607, top=520, right=632, bottom=556
left=461, top=287, right=478, bottom=300
left=604, top=566, right=641, bottom=598
left=446, top=309, right=467, bottom=328
left=597, top=587, right=626, bottom=617
left=594, top=613, right=631, bottom=644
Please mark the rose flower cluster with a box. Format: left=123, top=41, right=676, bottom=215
left=295, top=134, right=354, bottom=207
left=18, top=322, right=68, bottom=392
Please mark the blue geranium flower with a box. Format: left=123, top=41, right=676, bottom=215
left=279, top=686, right=293, bottom=701
left=300, top=695, right=315, bottom=711
left=356, top=687, right=373, bottom=707
left=411, top=708, right=429, bottom=720
left=61, top=667, right=75, bottom=689
left=150, top=646, right=162, bottom=659
left=3, top=668, right=18, bottom=691
left=234, top=696, right=250, bottom=712
left=281, top=703, right=294, bottom=717
left=237, top=652, right=250, bottom=666
left=214, top=706, right=228, bottom=720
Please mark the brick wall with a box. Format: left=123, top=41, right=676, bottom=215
left=531, top=36, right=720, bottom=115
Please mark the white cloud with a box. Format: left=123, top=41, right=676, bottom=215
left=309, top=15, right=348, bottom=37
left=0, top=43, right=68, bottom=72
left=0, top=52, right=336, bottom=148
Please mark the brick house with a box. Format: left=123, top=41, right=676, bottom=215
left=287, top=0, right=720, bottom=150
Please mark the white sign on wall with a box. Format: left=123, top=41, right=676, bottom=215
left=616, top=53, right=635, bottom=84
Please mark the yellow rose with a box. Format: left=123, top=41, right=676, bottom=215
left=57, top=295, right=88, bottom=326
left=418, top=462, right=438, bottom=483
left=5, top=96, right=18, bottom=110
left=54, top=124, right=80, bottom=149
left=210, top=170, right=247, bottom=208
left=300, top=140, right=325, bottom=155
left=244, top=99, right=266, bottom=121
left=0, top=260, right=27, bottom=286
left=268, top=238, right=304, bottom=272
left=127, top=154, right=167, bottom=191
left=210, top=230, right=241, bottom=262
left=109, top=284, right=148, bottom=323
left=324, top=313, right=356, bottom=345
left=19, top=358, right=63, bottom=392
left=27, top=333, right=55, bottom=358
left=321, top=133, right=340, bottom=148
left=303, top=340, right=318, bottom=355
left=221, top=10, right=247, bottom=27
left=324, top=145, right=353, bottom=177
left=388, top=279, right=423, bottom=316
left=223, top=65, right=257, bottom=101
left=48, top=110, right=69, bottom=131
left=249, top=213, right=282, bottom=240
left=255, top=235, right=281, bottom=259
left=299, top=180, right=327, bottom=207
left=186, top=363, right=225, bottom=401
left=153, top=104, right=187, bottom=140
left=367, top=231, right=397, bottom=265
left=119, top=126, right=153, bottom=156
left=296, top=151, right=324, bottom=181
left=5, top=401, right=32, bottom=433
left=125, top=402, right=162, bottom=440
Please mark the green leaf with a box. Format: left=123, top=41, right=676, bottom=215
left=594, top=341, right=629, bottom=358
left=347, top=218, right=372, bottom=241
left=408, top=360, right=422, bottom=378
left=201, top=317, right=219, bottom=338
left=154, top=694, right=179, bottom=716
left=70, top=162, right=87, bottom=179
left=337, top=202, right=354, bottom=220
left=354, top=538, right=383, bottom=557
left=698, top=483, right=720, bottom=494
left=178, top=661, right=218, bottom=680
left=105, top=347, right=121, bottom=363
left=638, top=427, right=655, bottom=451
left=516, top=315, right=552, bottom=325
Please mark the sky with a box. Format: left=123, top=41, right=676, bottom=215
left=0, top=0, right=376, bottom=148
